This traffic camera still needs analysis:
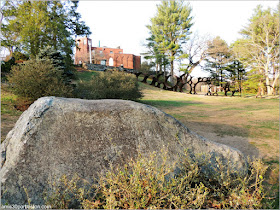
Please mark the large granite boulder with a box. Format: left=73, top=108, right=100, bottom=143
left=1, top=97, right=247, bottom=205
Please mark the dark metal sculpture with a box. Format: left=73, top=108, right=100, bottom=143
left=130, top=70, right=239, bottom=97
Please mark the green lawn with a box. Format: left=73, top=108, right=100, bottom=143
left=75, top=70, right=98, bottom=81
left=1, top=84, right=24, bottom=142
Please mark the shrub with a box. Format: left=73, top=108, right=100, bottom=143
left=8, top=59, right=73, bottom=101
left=74, top=70, right=142, bottom=100
left=44, top=150, right=273, bottom=209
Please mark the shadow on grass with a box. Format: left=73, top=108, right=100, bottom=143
left=140, top=99, right=261, bottom=159
left=179, top=121, right=260, bottom=160
left=140, top=100, right=211, bottom=108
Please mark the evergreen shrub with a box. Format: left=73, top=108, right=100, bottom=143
left=37, top=46, right=76, bottom=81
left=8, top=59, right=73, bottom=101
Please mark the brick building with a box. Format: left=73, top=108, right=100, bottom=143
left=74, top=37, right=141, bottom=70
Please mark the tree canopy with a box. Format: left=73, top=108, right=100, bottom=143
left=143, top=33, right=169, bottom=74
left=1, top=0, right=91, bottom=67
left=204, top=36, right=232, bottom=85
left=232, top=5, right=279, bottom=95
left=146, top=0, right=193, bottom=82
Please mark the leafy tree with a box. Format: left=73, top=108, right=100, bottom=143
left=147, top=0, right=193, bottom=83
left=232, top=5, right=279, bottom=95
left=242, top=68, right=265, bottom=95
left=67, top=1, right=91, bottom=38
left=1, top=0, right=91, bottom=66
left=0, top=1, right=21, bottom=55
left=1, top=1, right=50, bottom=56
left=45, top=1, right=91, bottom=67
left=204, top=36, right=232, bottom=86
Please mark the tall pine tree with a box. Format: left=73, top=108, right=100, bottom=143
left=204, top=36, right=232, bottom=86
left=147, top=0, right=193, bottom=83
left=143, top=32, right=169, bottom=74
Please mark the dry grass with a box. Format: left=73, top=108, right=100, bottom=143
left=139, top=83, right=279, bottom=161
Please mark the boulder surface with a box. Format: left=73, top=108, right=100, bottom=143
left=1, top=97, right=247, bottom=205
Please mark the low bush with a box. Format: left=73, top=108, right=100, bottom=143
left=8, top=59, right=74, bottom=101
left=44, top=150, right=274, bottom=209
left=74, top=70, right=142, bottom=100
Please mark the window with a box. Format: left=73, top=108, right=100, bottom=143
left=119, top=51, right=122, bottom=54
left=100, top=50, right=103, bottom=54
left=110, top=51, right=113, bottom=54
left=101, top=60, right=106, bottom=65
left=84, top=39, right=87, bottom=45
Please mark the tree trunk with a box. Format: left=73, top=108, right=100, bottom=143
left=261, top=87, right=265, bottom=96
left=271, top=72, right=279, bottom=95
left=266, top=75, right=273, bottom=95
left=156, top=63, right=159, bottom=74
left=170, top=60, right=174, bottom=85
left=256, top=87, right=262, bottom=98
left=264, top=43, right=273, bottom=95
